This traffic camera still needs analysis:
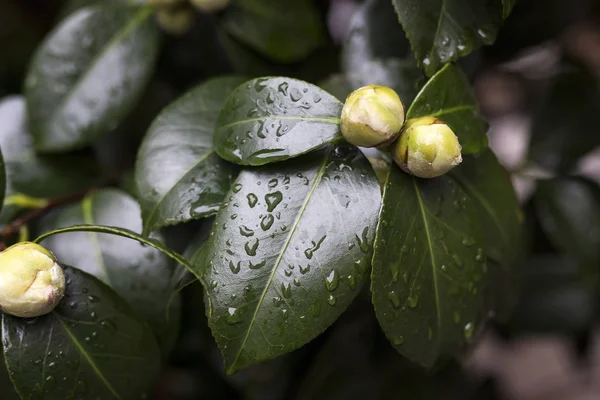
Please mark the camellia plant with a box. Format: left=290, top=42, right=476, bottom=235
left=0, top=0, right=598, bottom=399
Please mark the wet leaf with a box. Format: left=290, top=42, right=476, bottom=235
left=136, top=77, right=246, bottom=235
left=529, top=61, right=600, bottom=172
left=0, top=96, right=97, bottom=222
left=342, top=0, right=423, bottom=103
left=36, top=189, right=181, bottom=354
left=407, top=64, right=488, bottom=154
left=535, top=177, right=600, bottom=279
left=25, top=3, right=159, bottom=152
left=214, top=77, right=342, bottom=166
left=371, top=149, right=520, bottom=367
left=392, top=0, right=507, bottom=76
left=197, top=144, right=381, bottom=373
left=2, top=266, right=161, bottom=399
left=222, top=0, right=324, bottom=63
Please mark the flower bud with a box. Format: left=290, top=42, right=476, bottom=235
left=340, top=85, right=405, bottom=148
left=393, top=117, right=462, bottom=178
left=190, top=0, right=230, bottom=13
left=0, top=242, right=65, bottom=318
left=156, top=7, right=195, bottom=36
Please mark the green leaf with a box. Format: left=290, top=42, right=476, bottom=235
left=407, top=64, right=488, bottom=154
left=198, top=144, right=381, bottom=373
left=0, top=352, right=19, bottom=400
left=2, top=266, right=161, bottom=399
left=24, top=3, right=159, bottom=152
left=36, top=189, right=181, bottom=353
left=222, top=0, right=324, bottom=63
left=529, top=61, right=600, bottom=172
left=342, top=0, right=423, bottom=103
left=0, top=96, right=97, bottom=222
left=503, top=0, right=516, bottom=19
left=214, top=77, right=342, bottom=166
left=392, top=0, right=505, bottom=76
left=371, top=149, right=520, bottom=367
left=136, top=77, right=245, bottom=235
left=535, top=177, right=600, bottom=279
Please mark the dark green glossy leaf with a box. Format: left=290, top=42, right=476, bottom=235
left=392, top=0, right=505, bottom=76
left=371, top=149, right=520, bottom=367
left=222, top=0, right=324, bottom=63
left=2, top=266, right=161, bottom=399
left=214, top=77, right=342, bottom=166
left=407, top=64, right=488, bottom=154
left=197, top=144, right=381, bottom=373
left=0, top=351, right=19, bottom=400
left=36, top=189, right=181, bottom=353
left=25, top=3, right=159, bottom=152
left=535, top=177, right=600, bottom=278
left=136, top=77, right=245, bottom=235
left=0, top=96, right=97, bottom=222
left=529, top=62, right=600, bottom=172
left=342, top=0, right=423, bottom=103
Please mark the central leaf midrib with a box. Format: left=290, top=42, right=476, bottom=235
left=412, top=178, right=442, bottom=351
left=56, top=314, right=121, bottom=399
left=228, top=145, right=334, bottom=373
left=217, top=116, right=341, bottom=131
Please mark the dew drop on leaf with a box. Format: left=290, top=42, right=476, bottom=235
left=247, top=193, right=258, bottom=208
left=325, top=270, right=339, bottom=291
left=327, top=294, right=336, bottom=306
left=239, top=225, right=254, bottom=237
left=387, top=291, right=401, bottom=309
left=261, top=214, right=275, bottom=230
left=464, top=322, right=474, bottom=339
left=265, top=191, right=283, bottom=212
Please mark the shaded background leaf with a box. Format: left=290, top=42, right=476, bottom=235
left=214, top=77, right=342, bottom=166
left=392, top=0, right=507, bottom=76
left=25, top=3, right=159, bottom=152
left=407, top=64, right=488, bottom=154
left=36, top=189, right=181, bottom=355
left=222, top=0, right=325, bottom=63
left=135, top=76, right=245, bottom=235
left=2, top=266, right=161, bottom=399
left=198, top=144, right=381, bottom=373
left=342, top=0, right=423, bottom=103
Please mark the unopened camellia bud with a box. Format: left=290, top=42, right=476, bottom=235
left=340, top=85, right=405, bottom=148
left=190, top=0, right=230, bottom=13
left=393, top=116, right=462, bottom=179
left=0, top=242, right=65, bottom=318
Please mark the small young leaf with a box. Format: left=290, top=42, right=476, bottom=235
left=2, top=266, right=161, bottom=399
left=25, top=3, right=159, bottom=152
left=407, top=64, right=488, bottom=154
left=535, top=177, right=600, bottom=279
left=222, top=0, right=324, bottom=63
left=392, top=0, right=505, bottom=76
left=198, top=144, right=381, bottom=374
left=0, top=96, right=97, bottom=222
left=342, top=0, right=423, bottom=103
left=214, top=77, right=342, bottom=166
left=36, top=189, right=181, bottom=353
left=136, top=77, right=246, bottom=235
left=371, top=149, right=520, bottom=367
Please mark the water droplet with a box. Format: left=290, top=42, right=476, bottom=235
left=327, top=294, right=336, bottom=306
left=254, top=78, right=269, bottom=92
left=249, top=260, right=266, bottom=269
left=452, top=254, right=463, bottom=267
left=272, top=296, right=283, bottom=306
left=229, top=261, right=241, bottom=274
left=462, top=237, right=476, bottom=247
left=464, top=322, right=474, bottom=339
left=392, top=336, right=404, bottom=345
left=304, top=235, right=326, bottom=259
left=245, top=239, right=259, bottom=256
left=232, top=183, right=243, bottom=193
left=280, top=308, right=289, bottom=320
left=239, top=225, right=254, bottom=237
left=355, top=227, right=371, bottom=253
left=325, top=270, right=339, bottom=291
left=293, top=278, right=301, bottom=287
left=407, top=295, right=419, bottom=308
left=247, top=193, right=258, bottom=208
left=290, top=88, right=303, bottom=102
left=281, top=282, right=292, bottom=298
left=346, top=274, right=357, bottom=289
left=387, top=291, right=401, bottom=309
left=475, top=248, right=485, bottom=262
left=268, top=178, right=278, bottom=188
left=265, top=191, right=283, bottom=212
left=440, top=264, right=448, bottom=272
left=299, top=264, right=310, bottom=274
left=261, top=214, right=274, bottom=230
left=278, top=82, right=289, bottom=96
left=226, top=307, right=242, bottom=324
